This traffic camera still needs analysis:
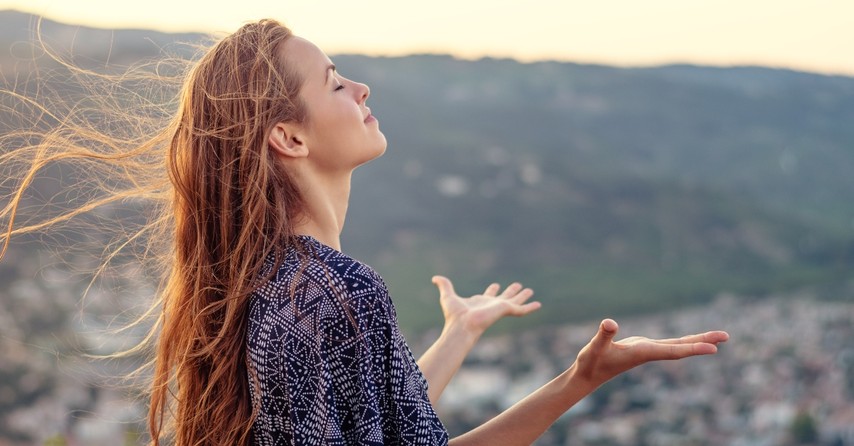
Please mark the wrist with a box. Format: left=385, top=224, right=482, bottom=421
left=440, top=319, right=482, bottom=349
left=560, top=363, right=601, bottom=396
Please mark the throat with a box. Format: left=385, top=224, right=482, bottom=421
left=292, top=171, right=352, bottom=251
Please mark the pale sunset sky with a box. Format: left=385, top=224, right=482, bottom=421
left=1, top=0, right=852, bottom=76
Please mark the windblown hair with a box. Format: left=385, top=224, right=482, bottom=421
left=1, top=19, right=307, bottom=445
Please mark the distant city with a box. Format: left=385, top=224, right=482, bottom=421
left=4, top=265, right=853, bottom=445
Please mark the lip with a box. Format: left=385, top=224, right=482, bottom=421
left=364, top=108, right=376, bottom=123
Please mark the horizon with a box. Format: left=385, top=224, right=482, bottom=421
left=1, top=0, right=853, bottom=77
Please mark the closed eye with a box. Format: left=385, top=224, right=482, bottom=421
left=334, top=84, right=345, bottom=91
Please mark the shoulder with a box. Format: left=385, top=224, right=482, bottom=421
left=254, top=236, right=387, bottom=296
left=250, top=236, right=395, bottom=337
left=307, top=236, right=388, bottom=299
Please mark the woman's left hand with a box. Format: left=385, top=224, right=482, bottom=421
left=572, top=318, right=729, bottom=389
left=432, top=275, right=541, bottom=337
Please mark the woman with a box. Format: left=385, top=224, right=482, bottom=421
left=0, top=19, right=728, bottom=445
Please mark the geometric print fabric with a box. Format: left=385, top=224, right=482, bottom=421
left=247, top=235, right=450, bottom=445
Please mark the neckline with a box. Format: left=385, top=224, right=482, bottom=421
left=294, top=234, right=342, bottom=254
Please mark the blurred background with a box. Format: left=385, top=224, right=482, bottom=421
left=1, top=1, right=853, bottom=444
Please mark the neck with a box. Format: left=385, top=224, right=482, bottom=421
left=292, top=166, right=352, bottom=251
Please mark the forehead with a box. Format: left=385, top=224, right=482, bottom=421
left=280, top=36, right=332, bottom=87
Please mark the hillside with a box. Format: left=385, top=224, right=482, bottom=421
left=1, top=10, right=852, bottom=335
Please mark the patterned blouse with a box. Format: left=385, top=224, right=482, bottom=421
left=246, top=235, right=450, bottom=445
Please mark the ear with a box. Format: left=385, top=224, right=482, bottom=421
left=268, top=122, right=309, bottom=159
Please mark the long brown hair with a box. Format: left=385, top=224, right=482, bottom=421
left=1, top=19, right=307, bottom=445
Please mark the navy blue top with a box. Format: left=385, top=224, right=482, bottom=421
left=246, top=235, right=449, bottom=445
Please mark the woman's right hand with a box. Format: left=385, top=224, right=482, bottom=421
left=572, top=318, right=729, bottom=389
left=432, top=275, right=540, bottom=339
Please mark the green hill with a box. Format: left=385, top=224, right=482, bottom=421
left=1, top=11, right=852, bottom=336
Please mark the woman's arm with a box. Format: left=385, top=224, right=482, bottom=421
left=449, top=319, right=730, bottom=445
left=417, top=276, right=541, bottom=405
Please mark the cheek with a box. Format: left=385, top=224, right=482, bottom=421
left=312, top=101, right=354, bottom=133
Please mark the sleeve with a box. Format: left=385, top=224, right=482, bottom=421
left=314, top=269, right=449, bottom=446
left=377, top=299, right=450, bottom=445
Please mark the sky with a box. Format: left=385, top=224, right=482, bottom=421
left=1, top=0, right=853, bottom=76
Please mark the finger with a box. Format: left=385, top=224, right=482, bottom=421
left=483, top=282, right=501, bottom=297
left=508, top=288, right=535, bottom=304
left=655, top=331, right=730, bottom=345
left=431, top=275, right=456, bottom=298
left=591, top=318, right=619, bottom=350
left=709, top=331, right=730, bottom=343
left=508, top=301, right=541, bottom=316
left=654, top=342, right=719, bottom=360
left=498, top=282, right=522, bottom=298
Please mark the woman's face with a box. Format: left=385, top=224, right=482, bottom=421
left=282, top=36, right=387, bottom=172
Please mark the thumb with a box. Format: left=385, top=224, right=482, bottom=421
left=431, top=275, right=456, bottom=297
left=592, top=318, right=619, bottom=348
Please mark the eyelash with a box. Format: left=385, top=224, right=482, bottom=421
left=334, top=84, right=344, bottom=91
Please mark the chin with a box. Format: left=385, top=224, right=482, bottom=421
left=372, top=135, right=388, bottom=158
left=364, top=147, right=387, bottom=165
left=353, top=142, right=387, bottom=169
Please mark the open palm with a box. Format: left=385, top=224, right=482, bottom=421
left=432, top=275, right=541, bottom=335
left=574, top=318, right=730, bottom=387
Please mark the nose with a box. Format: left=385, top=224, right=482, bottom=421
left=357, top=82, right=370, bottom=103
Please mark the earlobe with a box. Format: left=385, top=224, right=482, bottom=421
left=268, top=122, right=309, bottom=158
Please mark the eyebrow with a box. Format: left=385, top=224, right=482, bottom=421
left=325, top=64, right=336, bottom=83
